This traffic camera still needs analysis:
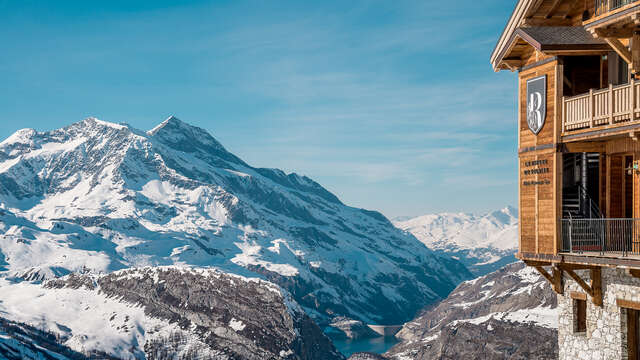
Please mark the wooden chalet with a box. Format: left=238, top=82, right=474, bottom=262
left=494, top=1, right=640, bottom=358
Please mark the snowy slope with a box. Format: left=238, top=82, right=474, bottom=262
left=0, top=266, right=343, bottom=359
left=393, top=207, right=518, bottom=276
left=387, top=262, right=558, bottom=360
left=0, top=116, right=470, bottom=326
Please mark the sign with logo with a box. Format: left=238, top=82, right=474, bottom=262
left=526, top=75, right=547, bottom=135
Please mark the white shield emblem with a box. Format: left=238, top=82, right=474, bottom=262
left=526, top=75, right=547, bottom=135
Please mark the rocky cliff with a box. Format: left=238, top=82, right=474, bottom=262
left=0, top=266, right=344, bottom=359
left=386, top=262, right=558, bottom=360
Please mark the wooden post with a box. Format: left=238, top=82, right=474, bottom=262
left=590, top=88, right=595, bottom=128
left=633, top=31, right=640, bottom=76
left=591, top=267, right=603, bottom=307
left=553, top=265, right=564, bottom=295
left=563, top=98, right=567, bottom=132
left=607, top=155, right=612, bottom=217
left=610, top=83, right=615, bottom=125
left=632, top=78, right=636, bottom=121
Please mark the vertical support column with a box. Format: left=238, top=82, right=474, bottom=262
left=590, top=88, right=595, bottom=128
left=607, top=154, right=612, bottom=217
left=635, top=156, right=640, bottom=253
left=582, top=152, right=589, bottom=217
left=633, top=30, right=640, bottom=77
left=555, top=64, right=563, bottom=255
left=631, top=78, right=636, bottom=120
left=609, top=83, right=615, bottom=125
left=590, top=267, right=603, bottom=307
left=552, top=265, right=564, bottom=295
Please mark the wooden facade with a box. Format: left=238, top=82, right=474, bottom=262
left=518, top=58, right=562, bottom=257
left=493, top=0, right=640, bottom=301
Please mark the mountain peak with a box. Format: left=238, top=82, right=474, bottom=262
left=146, top=116, right=247, bottom=166
left=0, top=128, right=37, bottom=148
left=148, top=115, right=184, bottom=136
left=147, top=116, right=211, bottom=140
left=78, top=117, right=128, bottom=130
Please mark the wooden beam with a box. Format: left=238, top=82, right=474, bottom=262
left=591, top=268, right=603, bottom=306
left=502, top=59, right=522, bottom=71
left=571, top=291, right=588, bottom=300
left=563, top=142, right=605, bottom=153
left=633, top=31, right=640, bottom=74
left=534, top=265, right=564, bottom=294
left=535, top=266, right=554, bottom=284
left=558, top=263, right=601, bottom=270
left=545, top=0, right=563, bottom=18
left=553, top=265, right=564, bottom=295
left=605, top=37, right=633, bottom=65
left=524, top=260, right=553, bottom=267
left=593, top=25, right=636, bottom=39
left=564, top=268, right=594, bottom=297
left=561, top=266, right=602, bottom=306
left=618, top=298, right=640, bottom=311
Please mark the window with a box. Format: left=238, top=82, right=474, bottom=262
left=574, top=299, right=587, bottom=333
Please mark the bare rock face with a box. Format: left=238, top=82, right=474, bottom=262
left=4, top=267, right=345, bottom=360
left=386, top=262, right=558, bottom=360
left=0, top=317, right=118, bottom=360
left=325, top=317, right=379, bottom=340
left=348, top=353, right=388, bottom=360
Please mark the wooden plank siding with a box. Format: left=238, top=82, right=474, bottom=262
left=518, top=59, right=562, bottom=257
left=609, top=155, right=624, bottom=218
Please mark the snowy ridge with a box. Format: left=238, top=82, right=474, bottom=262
left=0, top=117, right=471, bottom=326
left=393, top=206, right=518, bottom=276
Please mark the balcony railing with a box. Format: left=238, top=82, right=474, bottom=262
left=595, top=0, right=638, bottom=16
left=561, top=218, right=640, bottom=256
left=563, top=81, right=640, bottom=133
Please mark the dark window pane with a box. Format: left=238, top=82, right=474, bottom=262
left=575, top=299, right=587, bottom=333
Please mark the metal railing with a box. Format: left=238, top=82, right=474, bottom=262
left=595, top=0, right=638, bottom=16
left=561, top=218, right=640, bottom=256
left=578, top=184, right=603, bottom=219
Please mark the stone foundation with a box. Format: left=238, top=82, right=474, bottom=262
left=558, top=268, right=640, bottom=360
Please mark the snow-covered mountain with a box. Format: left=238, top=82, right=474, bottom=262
left=386, top=262, right=558, bottom=359
left=0, top=266, right=344, bottom=359
left=393, top=207, right=518, bottom=276
left=0, top=116, right=470, bottom=326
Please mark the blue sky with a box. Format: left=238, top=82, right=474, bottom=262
left=0, top=0, right=518, bottom=218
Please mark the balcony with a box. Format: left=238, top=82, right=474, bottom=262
left=562, top=81, right=640, bottom=135
left=595, top=0, right=640, bottom=17
left=561, top=218, right=640, bottom=256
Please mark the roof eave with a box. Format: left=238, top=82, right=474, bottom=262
left=491, top=0, right=538, bottom=71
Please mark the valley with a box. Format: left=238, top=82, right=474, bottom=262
left=0, top=117, right=479, bottom=359
left=0, top=117, right=546, bottom=359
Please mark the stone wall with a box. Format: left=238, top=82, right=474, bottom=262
left=558, top=268, right=640, bottom=360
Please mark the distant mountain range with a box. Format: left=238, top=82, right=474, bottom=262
left=0, top=116, right=471, bottom=335
left=393, top=207, right=518, bottom=276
